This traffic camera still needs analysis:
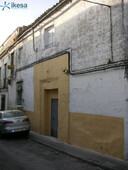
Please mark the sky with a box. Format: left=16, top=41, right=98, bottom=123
left=0, top=0, right=59, bottom=45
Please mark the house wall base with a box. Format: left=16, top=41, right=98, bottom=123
left=69, top=112, right=124, bottom=159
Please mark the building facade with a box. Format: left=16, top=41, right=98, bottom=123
left=0, top=0, right=128, bottom=160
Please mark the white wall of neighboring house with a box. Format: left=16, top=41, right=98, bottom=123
left=8, top=67, right=34, bottom=112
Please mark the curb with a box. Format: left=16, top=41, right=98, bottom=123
left=30, top=131, right=128, bottom=170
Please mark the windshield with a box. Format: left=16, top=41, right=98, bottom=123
left=3, top=111, right=25, bottom=118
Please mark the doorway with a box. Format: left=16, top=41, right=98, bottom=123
left=44, top=89, right=58, bottom=137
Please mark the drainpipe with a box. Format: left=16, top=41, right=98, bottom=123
left=121, top=0, right=126, bottom=59
left=32, top=27, right=38, bottom=59
left=121, top=0, right=125, bottom=35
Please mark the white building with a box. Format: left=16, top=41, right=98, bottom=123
left=0, top=0, right=128, bottom=160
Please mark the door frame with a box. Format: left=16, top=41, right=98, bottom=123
left=44, top=89, right=58, bottom=136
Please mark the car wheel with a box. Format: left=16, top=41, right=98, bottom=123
left=23, top=130, right=29, bottom=138
left=0, top=131, right=3, bottom=139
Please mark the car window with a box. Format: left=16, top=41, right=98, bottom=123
left=3, top=111, right=25, bottom=118
left=0, top=113, right=2, bottom=119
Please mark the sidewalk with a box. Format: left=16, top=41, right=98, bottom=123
left=30, top=131, right=128, bottom=170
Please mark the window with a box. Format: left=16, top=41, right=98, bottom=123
left=11, top=52, right=14, bottom=76
left=44, top=26, right=54, bottom=48
left=3, top=111, right=25, bottom=118
left=16, top=81, right=23, bottom=105
left=1, top=95, right=6, bottom=111
left=3, top=64, right=7, bottom=88
left=18, top=47, right=22, bottom=64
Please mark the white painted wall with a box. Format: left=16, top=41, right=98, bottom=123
left=8, top=67, right=34, bottom=112
left=70, top=69, right=126, bottom=117
left=14, top=0, right=124, bottom=69
left=18, top=68, right=34, bottom=112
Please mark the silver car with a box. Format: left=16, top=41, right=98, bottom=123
left=0, top=110, right=30, bottom=137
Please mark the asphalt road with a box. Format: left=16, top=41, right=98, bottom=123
left=0, top=134, right=103, bottom=170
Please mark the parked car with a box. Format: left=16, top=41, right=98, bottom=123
left=0, top=110, right=30, bottom=137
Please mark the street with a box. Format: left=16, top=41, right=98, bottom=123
left=0, top=134, right=103, bottom=170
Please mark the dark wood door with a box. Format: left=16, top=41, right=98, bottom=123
left=51, top=99, right=58, bottom=138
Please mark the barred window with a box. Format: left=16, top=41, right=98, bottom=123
left=11, top=52, right=14, bottom=76
left=18, top=47, right=23, bottom=64
left=16, top=81, right=23, bottom=105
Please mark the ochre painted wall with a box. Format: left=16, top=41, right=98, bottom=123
left=69, top=112, right=124, bottom=159
left=34, top=54, right=69, bottom=142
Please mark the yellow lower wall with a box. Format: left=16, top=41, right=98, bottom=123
left=69, top=112, right=124, bottom=159
left=23, top=108, right=124, bottom=159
